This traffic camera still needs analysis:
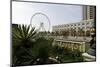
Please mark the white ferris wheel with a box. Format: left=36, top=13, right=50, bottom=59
left=30, top=12, right=51, bottom=33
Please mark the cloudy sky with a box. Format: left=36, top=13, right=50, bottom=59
left=12, top=1, right=83, bottom=31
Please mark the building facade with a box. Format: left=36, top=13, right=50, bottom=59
left=52, top=6, right=95, bottom=36
left=83, top=6, right=96, bottom=20
left=52, top=19, right=93, bottom=35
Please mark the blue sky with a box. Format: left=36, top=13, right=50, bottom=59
left=12, top=1, right=83, bottom=31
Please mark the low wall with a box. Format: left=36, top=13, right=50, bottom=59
left=53, top=39, right=90, bottom=52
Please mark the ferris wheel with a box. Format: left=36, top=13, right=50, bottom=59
left=30, top=12, right=51, bottom=32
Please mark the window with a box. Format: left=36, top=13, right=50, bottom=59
left=86, top=22, right=89, bottom=25
left=82, top=23, right=84, bottom=25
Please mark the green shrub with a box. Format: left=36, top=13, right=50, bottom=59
left=50, top=45, right=83, bottom=63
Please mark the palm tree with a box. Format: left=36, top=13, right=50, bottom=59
left=78, top=28, right=84, bottom=36
left=79, top=28, right=84, bottom=36
left=12, top=24, right=59, bottom=65
left=12, top=24, right=37, bottom=66
left=61, top=30, right=66, bottom=36
left=86, top=30, right=90, bottom=37
left=55, top=31, right=59, bottom=36
left=72, top=29, right=76, bottom=36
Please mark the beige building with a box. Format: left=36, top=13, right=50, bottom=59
left=52, top=6, right=95, bottom=36
left=52, top=19, right=94, bottom=32
left=83, top=6, right=96, bottom=20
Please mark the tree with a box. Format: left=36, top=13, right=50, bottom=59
left=12, top=24, right=37, bottom=66
left=78, top=28, right=84, bottom=36
left=86, top=30, right=90, bottom=37
left=32, top=37, right=53, bottom=64
left=61, top=30, right=67, bottom=36
left=12, top=24, right=57, bottom=65
left=55, top=31, right=60, bottom=36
